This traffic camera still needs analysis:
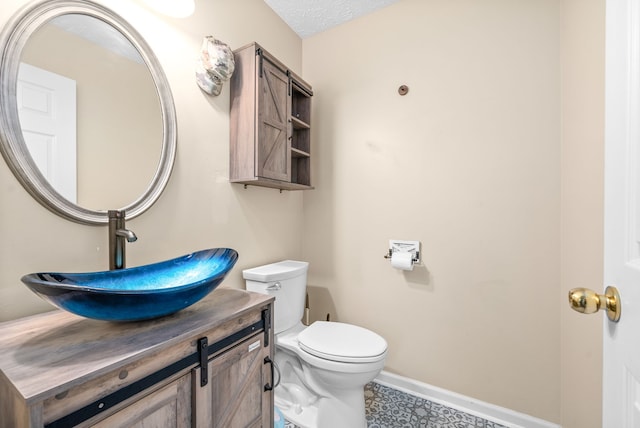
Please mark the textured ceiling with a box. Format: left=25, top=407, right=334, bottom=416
left=264, top=0, right=401, bottom=38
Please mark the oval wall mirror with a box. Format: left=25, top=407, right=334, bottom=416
left=0, top=0, right=177, bottom=224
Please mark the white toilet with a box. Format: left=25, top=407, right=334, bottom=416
left=243, top=260, right=387, bottom=428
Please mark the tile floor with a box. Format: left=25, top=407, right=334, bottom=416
left=283, top=381, right=509, bottom=428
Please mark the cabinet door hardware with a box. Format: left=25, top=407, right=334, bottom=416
left=262, top=307, right=271, bottom=347
left=198, top=337, right=209, bottom=387
left=264, top=356, right=274, bottom=391
left=256, top=47, right=264, bottom=78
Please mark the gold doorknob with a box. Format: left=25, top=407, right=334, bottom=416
left=568, top=286, right=621, bottom=322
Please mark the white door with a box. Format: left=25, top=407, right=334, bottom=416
left=603, top=0, right=640, bottom=425
left=17, top=62, right=77, bottom=203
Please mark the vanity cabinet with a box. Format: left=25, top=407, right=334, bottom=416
left=0, top=288, right=274, bottom=428
left=230, top=42, right=313, bottom=190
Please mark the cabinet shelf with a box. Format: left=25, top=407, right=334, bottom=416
left=291, top=116, right=310, bottom=129
left=230, top=177, right=313, bottom=191
left=291, top=147, right=310, bottom=158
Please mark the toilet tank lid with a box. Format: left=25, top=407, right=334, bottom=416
left=242, top=260, right=309, bottom=282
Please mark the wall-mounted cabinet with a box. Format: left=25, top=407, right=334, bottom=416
left=0, top=289, right=274, bottom=428
left=230, top=43, right=313, bottom=190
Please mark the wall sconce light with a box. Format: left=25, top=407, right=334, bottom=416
left=195, top=37, right=235, bottom=96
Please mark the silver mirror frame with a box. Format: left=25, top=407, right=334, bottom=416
left=0, top=0, right=177, bottom=225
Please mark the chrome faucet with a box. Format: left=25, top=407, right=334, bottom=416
left=108, top=210, right=137, bottom=270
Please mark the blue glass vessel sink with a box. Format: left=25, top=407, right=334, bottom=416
left=21, top=248, right=238, bottom=322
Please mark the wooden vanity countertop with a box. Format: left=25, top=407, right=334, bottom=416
left=0, top=288, right=272, bottom=404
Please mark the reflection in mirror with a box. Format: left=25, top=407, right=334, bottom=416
left=0, top=0, right=176, bottom=224
left=19, top=14, right=162, bottom=210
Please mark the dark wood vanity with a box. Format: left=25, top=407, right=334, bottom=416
left=0, top=288, right=274, bottom=427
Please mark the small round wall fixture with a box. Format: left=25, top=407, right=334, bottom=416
left=398, top=85, right=409, bottom=96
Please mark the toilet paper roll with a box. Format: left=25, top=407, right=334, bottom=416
left=391, top=251, right=414, bottom=271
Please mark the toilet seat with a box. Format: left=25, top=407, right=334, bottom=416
left=297, top=321, right=387, bottom=363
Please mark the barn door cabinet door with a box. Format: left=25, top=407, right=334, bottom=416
left=193, top=333, right=273, bottom=427
left=230, top=42, right=313, bottom=190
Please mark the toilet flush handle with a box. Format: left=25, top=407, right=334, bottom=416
left=266, top=282, right=281, bottom=291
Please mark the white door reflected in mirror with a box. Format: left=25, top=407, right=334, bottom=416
left=17, top=63, right=77, bottom=204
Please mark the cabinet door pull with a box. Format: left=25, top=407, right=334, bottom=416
left=264, top=356, right=274, bottom=391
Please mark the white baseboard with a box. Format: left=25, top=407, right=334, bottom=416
left=374, top=371, right=560, bottom=428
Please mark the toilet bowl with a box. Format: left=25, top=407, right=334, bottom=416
left=243, top=261, right=387, bottom=428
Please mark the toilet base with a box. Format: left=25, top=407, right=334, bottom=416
left=275, top=389, right=318, bottom=428
left=275, top=383, right=367, bottom=428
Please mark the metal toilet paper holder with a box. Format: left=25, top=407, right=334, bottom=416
left=383, top=240, right=420, bottom=263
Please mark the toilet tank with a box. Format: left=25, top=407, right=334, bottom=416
left=243, top=260, right=308, bottom=334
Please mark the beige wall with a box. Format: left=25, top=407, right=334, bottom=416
left=560, top=0, right=604, bottom=427
left=0, top=0, right=304, bottom=320
left=0, top=0, right=606, bottom=425
left=302, top=0, right=563, bottom=422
